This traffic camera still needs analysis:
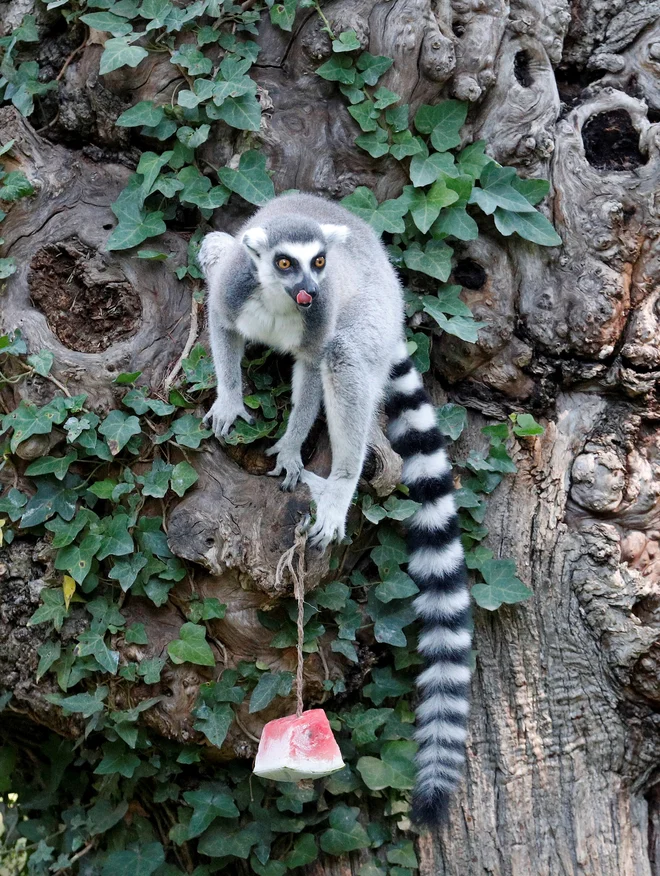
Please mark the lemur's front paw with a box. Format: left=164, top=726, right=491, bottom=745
left=305, top=501, right=346, bottom=551
left=204, top=397, right=254, bottom=439
left=266, top=443, right=303, bottom=492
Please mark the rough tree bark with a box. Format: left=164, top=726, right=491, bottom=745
left=2, top=1, right=660, bottom=874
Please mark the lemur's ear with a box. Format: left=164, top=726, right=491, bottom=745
left=241, top=227, right=269, bottom=258
left=320, top=224, right=350, bottom=248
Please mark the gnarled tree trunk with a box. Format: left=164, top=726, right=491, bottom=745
left=2, top=1, right=660, bottom=874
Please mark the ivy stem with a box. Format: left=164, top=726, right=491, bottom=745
left=164, top=293, right=200, bottom=390
left=313, top=1, right=335, bottom=39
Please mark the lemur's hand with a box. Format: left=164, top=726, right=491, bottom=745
left=204, top=395, right=254, bottom=439
left=265, top=439, right=303, bottom=492
left=299, top=471, right=347, bottom=550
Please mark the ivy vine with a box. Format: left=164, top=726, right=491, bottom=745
left=0, top=1, right=554, bottom=874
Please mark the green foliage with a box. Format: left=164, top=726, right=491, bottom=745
left=0, top=5, right=557, bottom=873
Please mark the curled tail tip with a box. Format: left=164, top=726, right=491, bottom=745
left=411, top=790, right=451, bottom=829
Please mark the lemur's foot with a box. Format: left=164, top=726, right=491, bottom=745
left=299, top=471, right=346, bottom=550
left=266, top=443, right=304, bottom=492
left=204, top=397, right=254, bottom=438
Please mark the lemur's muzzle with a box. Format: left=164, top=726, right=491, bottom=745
left=292, top=279, right=319, bottom=309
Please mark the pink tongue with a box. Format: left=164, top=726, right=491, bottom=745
left=296, top=290, right=313, bottom=305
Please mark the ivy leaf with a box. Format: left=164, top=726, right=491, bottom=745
left=99, top=37, right=149, bottom=75
left=95, top=740, right=141, bottom=778
left=193, top=702, right=233, bottom=748
left=512, top=412, right=544, bottom=436
left=107, top=211, right=166, bottom=251
left=493, top=207, right=562, bottom=246
left=469, top=164, right=537, bottom=215
left=139, top=657, right=166, bottom=684
left=361, top=495, right=387, bottom=524
left=177, top=124, right=210, bottom=148
left=87, top=799, right=129, bottom=837
left=375, top=568, right=418, bottom=603
left=218, top=150, right=274, bottom=206
left=248, top=671, right=293, bottom=713
left=25, top=451, right=77, bottom=481
left=125, top=623, right=148, bottom=644
left=348, top=98, right=379, bottom=132
left=355, top=128, right=389, bottom=158
left=429, top=101, right=468, bottom=151
left=109, top=553, right=147, bottom=591
left=27, top=349, right=54, bottom=376
left=270, top=0, right=297, bottom=31
left=320, top=804, right=370, bottom=855
left=283, top=834, right=318, bottom=868
left=408, top=151, right=456, bottom=187
left=432, top=205, right=479, bottom=241
left=511, top=176, right=550, bottom=205
left=458, top=140, right=492, bottom=178
left=76, top=629, right=119, bottom=674
left=80, top=10, right=133, bottom=34
left=389, top=130, right=425, bottom=159
left=471, top=558, right=532, bottom=610
left=198, top=822, right=263, bottom=859
left=137, top=460, right=173, bottom=498
left=97, top=514, right=134, bottom=560
left=214, top=93, right=262, bottom=132
left=224, top=417, right=277, bottom=445
left=316, top=55, right=356, bottom=85
left=0, top=170, right=34, bottom=200
left=3, top=401, right=59, bottom=452
left=170, top=461, right=199, bottom=497
left=403, top=239, right=452, bottom=281
left=116, top=100, right=163, bottom=127
left=56, top=687, right=107, bottom=717
left=0, top=488, right=27, bottom=522
left=21, top=477, right=78, bottom=528
left=55, top=534, right=102, bottom=584
left=168, top=623, right=215, bottom=666
left=370, top=528, right=407, bottom=575
left=0, top=258, right=17, bottom=278
left=408, top=181, right=459, bottom=233
left=436, top=403, right=468, bottom=440
left=36, top=641, right=61, bottom=681
left=101, top=843, right=164, bottom=876
left=341, top=188, right=408, bottom=235
left=98, top=410, right=141, bottom=455
left=356, top=51, right=393, bottom=85
left=171, top=414, right=212, bottom=448
left=367, top=590, right=416, bottom=647
left=183, top=784, right=239, bottom=838
left=357, top=740, right=417, bottom=790
left=423, top=303, right=486, bottom=343
left=363, top=667, right=413, bottom=705
left=330, top=638, right=358, bottom=663
left=333, top=30, right=362, bottom=52
left=387, top=840, right=418, bottom=868
left=383, top=495, right=421, bottom=521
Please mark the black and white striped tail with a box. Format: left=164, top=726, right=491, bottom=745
left=384, top=349, right=471, bottom=826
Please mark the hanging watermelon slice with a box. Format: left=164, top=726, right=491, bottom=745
left=253, top=709, right=345, bottom=782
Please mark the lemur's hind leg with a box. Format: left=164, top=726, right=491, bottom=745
left=200, top=233, right=255, bottom=438
left=267, top=360, right=322, bottom=491
left=302, top=348, right=381, bottom=549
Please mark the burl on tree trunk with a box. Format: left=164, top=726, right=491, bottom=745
left=2, top=0, right=660, bottom=873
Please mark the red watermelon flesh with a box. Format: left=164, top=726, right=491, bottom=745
left=253, top=709, right=344, bottom=782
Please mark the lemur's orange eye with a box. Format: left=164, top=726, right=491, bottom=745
left=276, top=257, right=291, bottom=270
left=314, top=255, right=326, bottom=269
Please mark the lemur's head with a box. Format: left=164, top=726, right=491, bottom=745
left=241, top=216, right=350, bottom=309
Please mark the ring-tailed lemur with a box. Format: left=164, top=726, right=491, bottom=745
left=198, top=192, right=471, bottom=825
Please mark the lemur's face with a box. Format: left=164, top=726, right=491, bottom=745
left=241, top=223, right=349, bottom=310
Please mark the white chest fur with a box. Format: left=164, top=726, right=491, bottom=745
left=235, top=287, right=303, bottom=353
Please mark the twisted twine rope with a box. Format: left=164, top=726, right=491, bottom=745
left=275, top=525, right=308, bottom=717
